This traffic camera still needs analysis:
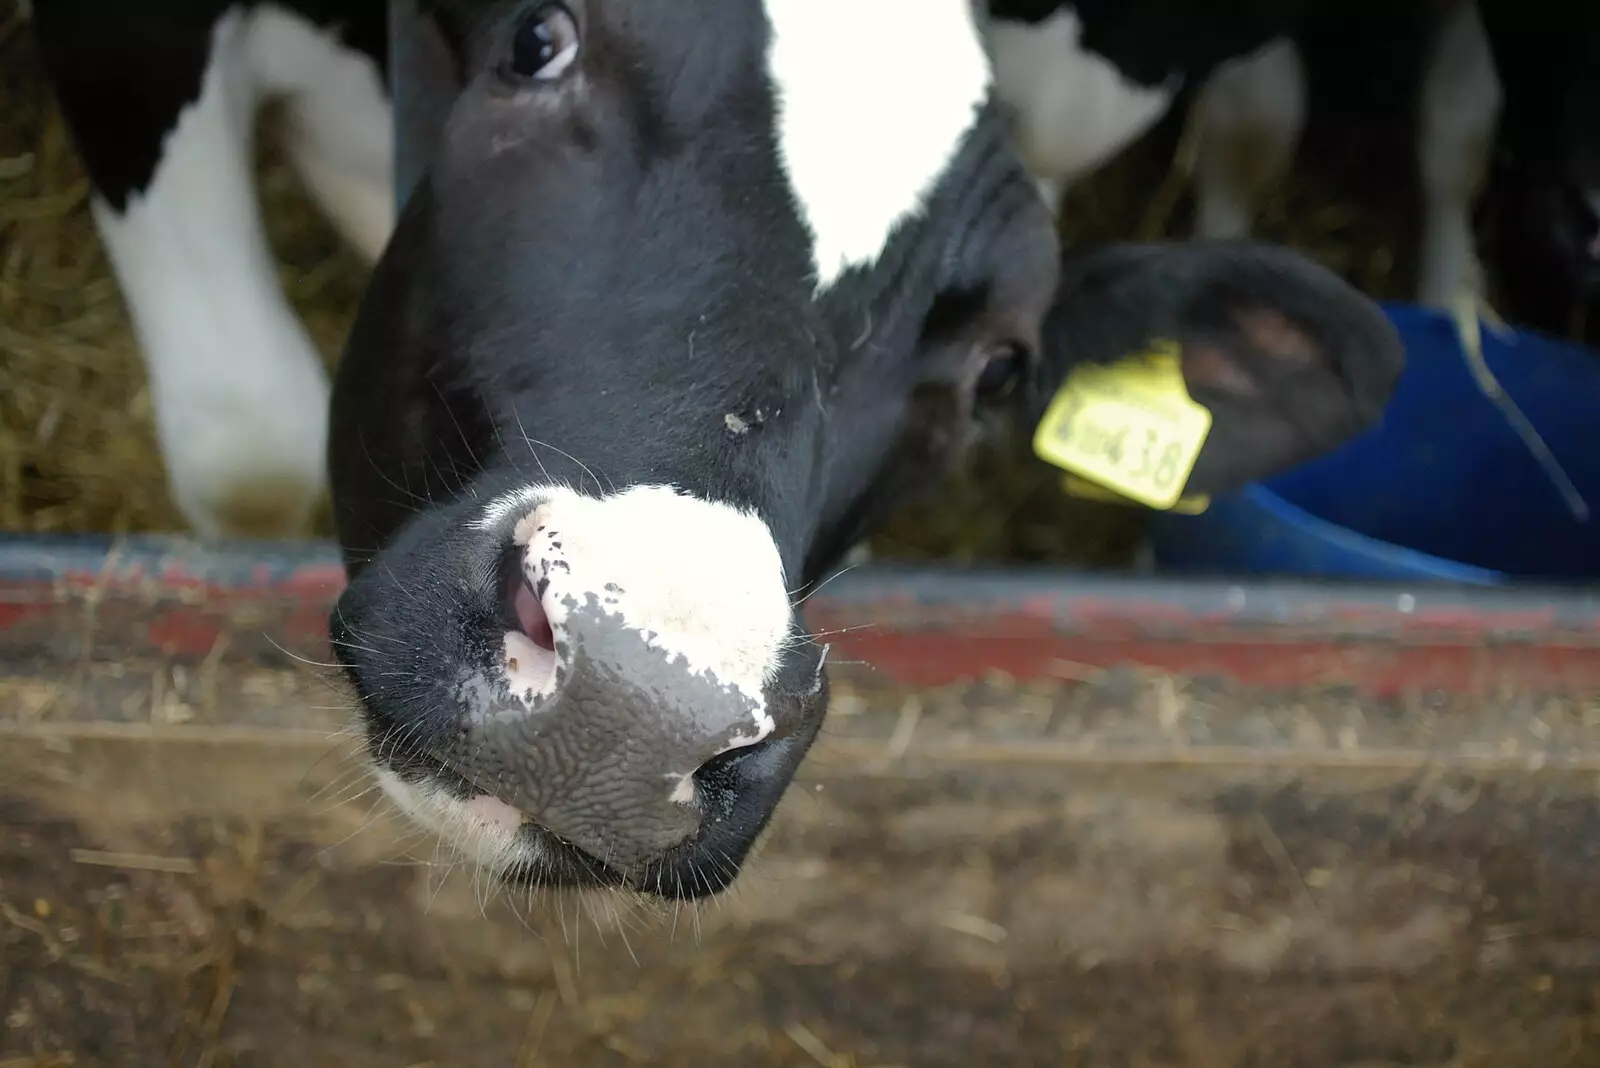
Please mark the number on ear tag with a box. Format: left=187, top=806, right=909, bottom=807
left=1033, top=340, right=1212, bottom=511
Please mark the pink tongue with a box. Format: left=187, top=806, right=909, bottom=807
left=514, top=583, right=555, bottom=651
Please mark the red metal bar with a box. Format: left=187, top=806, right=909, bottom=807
left=4, top=534, right=1599, bottom=696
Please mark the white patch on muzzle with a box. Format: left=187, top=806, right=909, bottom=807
left=762, top=0, right=992, bottom=291
left=481, top=483, right=794, bottom=746
left=375, top=768, right=538, bottom=874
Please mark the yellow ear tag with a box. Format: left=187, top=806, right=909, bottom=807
left=1032, top=340, right=1213, bottom=511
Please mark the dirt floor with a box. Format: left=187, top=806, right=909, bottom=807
left=7, top=807, right=1600, bottom=1068
left=7, top=659, right=1600, bottom=1068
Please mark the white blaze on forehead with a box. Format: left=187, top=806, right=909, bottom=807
left=508, top=484, right=793, bottom=716
left=762, top=0, right=992, bottom=291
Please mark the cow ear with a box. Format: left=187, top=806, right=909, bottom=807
left=1034, top=241, right=1405, bottom=495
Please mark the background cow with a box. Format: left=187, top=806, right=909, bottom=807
left=30, top=0, right=393, bottom=539
left=986, top=0, right=1600, bottom=337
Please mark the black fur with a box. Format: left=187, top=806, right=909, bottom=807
left=329, top=1, right=1403, bottom=898
left=1474, top=0, right=1600, bottom=336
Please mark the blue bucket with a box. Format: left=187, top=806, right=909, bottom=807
left=1149, top=302, right=1600, bottom=584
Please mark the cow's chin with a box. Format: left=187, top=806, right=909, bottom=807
left=367, top=751, right=806, bottom=899
left=372, top=765, right=629, bottom=891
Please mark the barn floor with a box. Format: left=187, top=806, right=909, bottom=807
left=6, top=636, right=1600, bottom=1068
left=7, top=815, right=1597, bottom=1068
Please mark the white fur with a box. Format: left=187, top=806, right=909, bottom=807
left=375, top=768, right=538, bottom=873
left=762, top=0, right=991, bottom=291
left=1192, top=37, right=1306, bottom=240
left=1416, top=0, right=1502, bottom=308
left=985, top=7, right=1178, bottom=210
left=499, top=627, right=561, bottom=707
left=90, top=3, right=393, bottom=539
left=502, top=485, right=791, bottom=744
left=378, top=480, right=793, bottom=877
left=248, top=6, right=395, bottom=262
left=476, top=482, right=791, bottom=748
left=476, top=484, right=547, bottom=532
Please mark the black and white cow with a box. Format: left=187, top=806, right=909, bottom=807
left=983, top=0, right=1300, bottom=212
left=985, top=0, right=1600, bottom=330
left=36, top=0, right=1404, bottom=896
left=30, top=0, right=394, bottom=539
left=323, top=0, right=1403, bottom=895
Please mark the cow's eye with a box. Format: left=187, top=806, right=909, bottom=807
left=974, top=342, right=1027, bottom=401
left=507, top=3, right=579, bottom=82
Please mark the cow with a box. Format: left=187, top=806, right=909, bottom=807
left=34, top=0, right=1404, bottom=896
left=982, top=0, right=1301, bottom=214
left=985, top=0, right=1600, bottom=337
left=321, top=0, right=1403, bottom=896
left=29, top=0, right=395, bottom=540
left=1182, top=0, right=1507, bottom=313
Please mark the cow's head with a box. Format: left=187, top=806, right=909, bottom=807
left=328, top=0, right=1402, bottom=898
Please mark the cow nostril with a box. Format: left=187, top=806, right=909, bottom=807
left=502, top=574, right=560, bottom=702
left=513, top=579, right=555, bottom=651
left=689, top=732, right=784, bottom=821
